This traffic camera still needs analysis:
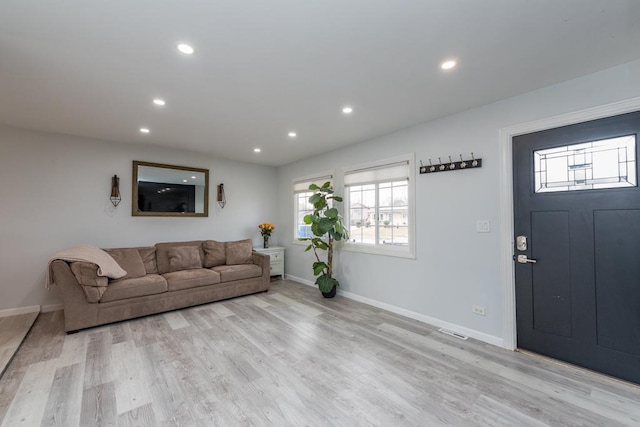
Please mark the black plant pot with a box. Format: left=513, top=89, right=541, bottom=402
left=321, top=285, right=337, bottom=298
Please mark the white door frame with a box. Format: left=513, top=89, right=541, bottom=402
left=498, top=97, right=640, bottom=350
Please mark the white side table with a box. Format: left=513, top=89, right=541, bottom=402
left=253, top=246, right=284, bottom=278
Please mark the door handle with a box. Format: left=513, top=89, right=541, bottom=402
left=517, top=255, right=537, bottom=264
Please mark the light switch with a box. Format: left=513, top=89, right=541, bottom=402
left=476, top=220, right=490, bottom=233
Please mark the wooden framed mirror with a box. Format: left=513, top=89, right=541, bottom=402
left=132, top=161, right=209, bottom=217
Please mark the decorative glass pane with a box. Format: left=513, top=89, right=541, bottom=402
left=534, top=135, right=636, bottom=193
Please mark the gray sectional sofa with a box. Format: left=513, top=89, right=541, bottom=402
left=50, top=239, right=270, bottom=332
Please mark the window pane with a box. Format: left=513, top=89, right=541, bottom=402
left=534, top=135, right=636, bottom=193
left=348, top=181, right=409, bottom=246
left=295, top=191, right=314, bottom=238
left=378, top=181, right=409, bottom=246
left=348, top=185, right=376, bottom=244
left=293, top=175, right=334, bottom=240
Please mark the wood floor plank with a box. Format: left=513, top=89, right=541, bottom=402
left=111, top=341, right=153, bottom=415
left=1, top=279, right=639, bottom=426
left=0, top=312, right=38, bottom=377
left=79, top=382, right=118, bottom=427
left=0, top=360, right=57, bottom=427
left=8, top=311, right=64, bottom=368
left=207, top=303, right=235, bottom=319
left=116, top=402, right=157, bottom=427
left=84, top=329, right=116, bottom=390
left=0, top=367, right=26, bottom=424
left=137, top=344, right=197, bottom=426
left=163, top=311, right=190, bottom=330
left=40, top=362, right=84, bottom=427
left=469, top=394, right=551, bottom=427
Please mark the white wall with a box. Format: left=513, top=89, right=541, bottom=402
left=276, top=58, right=640, bottom=346
left=0, top=126, right=278, bottom=311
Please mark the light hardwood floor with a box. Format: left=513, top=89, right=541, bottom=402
left=0, top=312, right=38, bottom=378
left=0, top=280, right=638, bottom=426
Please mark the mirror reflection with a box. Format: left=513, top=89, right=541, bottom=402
left=132, top=161, right=209, bottom=217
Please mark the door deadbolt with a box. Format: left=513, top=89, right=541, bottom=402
left=516, top=235, right=527, bottom=251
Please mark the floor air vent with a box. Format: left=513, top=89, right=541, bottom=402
left=439, top=328, right=468, bottom=340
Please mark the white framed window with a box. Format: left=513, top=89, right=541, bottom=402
left=343, top=154, right=415, bottom=258
left=292, top=172, right=333, bottom=243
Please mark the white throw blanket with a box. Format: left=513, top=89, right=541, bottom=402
left=46, top=243, right=127, bottom=288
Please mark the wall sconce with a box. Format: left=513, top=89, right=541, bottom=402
left=217, top=183, right=226, bottom=208
left=110, top=175, right=121, bottom=207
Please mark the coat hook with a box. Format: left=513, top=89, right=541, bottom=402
left=471, top=152, right=478, bottom=167
left=448, top=156, right=455, bottom=170
left=438, top=157, right=445, bottom=171
left=459, top=154, right=467, bottom=169
left=429, top=159, right=435, bottom=172
left=419, top=160, right=426, bottom=174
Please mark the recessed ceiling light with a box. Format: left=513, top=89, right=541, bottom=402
left=177, top=43, right=194, bottom=55
left=342, top=106, right=353, bottom=114
left=441, top=60, right=457, bottom=70
left=140, top=127, right=150, bottom=134
left=182, top=179, right=187, bottom=183
left=191, top=176, right=196, bottom=179
left=254, top=148, right=261, bottom=153
left=153, top=99, right=166, bottom=106
left=288, top=132, right=297, bottom=138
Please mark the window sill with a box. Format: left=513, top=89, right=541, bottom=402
left=342, top=243, right=415, bottom=259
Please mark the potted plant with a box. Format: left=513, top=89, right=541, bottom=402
left=299, top=182, right=349, bottom=297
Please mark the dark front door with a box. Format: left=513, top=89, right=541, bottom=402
left=513, top=110, right=640, bottom=385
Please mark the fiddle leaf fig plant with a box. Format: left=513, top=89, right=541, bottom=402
left=299, top=182, right=349, bottom=294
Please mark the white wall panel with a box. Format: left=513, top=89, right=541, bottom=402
left=0, top=128, right=277, bottom=310
left=277, top=58, right=640, bottom=344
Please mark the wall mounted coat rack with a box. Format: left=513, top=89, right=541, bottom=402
left=419, top=153, right=482, bottom=174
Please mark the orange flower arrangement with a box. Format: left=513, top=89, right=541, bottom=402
left=258, top=223, right=275, bottom=238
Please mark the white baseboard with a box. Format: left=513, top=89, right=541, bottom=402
left=0, top=305, right=41, bottom=318
left=339, top=290, right=504, bottom=347
left=41, top=304, right=63, bottom=313
left=285, top=276, right=504, bottom=348
left=284, top=274, right=315, bottom=287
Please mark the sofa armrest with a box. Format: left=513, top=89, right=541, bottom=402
left=252, top=251, right=270, bottom=281
left=51, top=260, right=99, bottom=332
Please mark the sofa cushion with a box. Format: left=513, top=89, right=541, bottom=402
left=212, top=264, right=262, bottom=282
left=100, top=274, right=168, bottom=303
left=104, top=248, right=147, bottom=279
left=203, top=240, right=226, bottom=267
left=167, top=246, right=203, bottom=272
left=70, top=262, right=108, bottom=303
left=136, top=247, right=158, bottom=274
left=162, top=269, right=221, bottom=292
left=226, top=239, right=253, bottom=265
left=70, top=261, right=108, bottom=288
left=155, top=241, right=205, bottom=274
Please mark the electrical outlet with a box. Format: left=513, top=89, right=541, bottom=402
left=476, top=220, right=490, bottom=233
left=472, top=305, right=486, bottom=316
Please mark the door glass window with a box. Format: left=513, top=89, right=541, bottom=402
left=534, top=135, right=636, bottom=193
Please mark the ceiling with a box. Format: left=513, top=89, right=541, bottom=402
left=1, top=1, right=639, bottom=167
